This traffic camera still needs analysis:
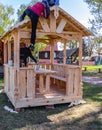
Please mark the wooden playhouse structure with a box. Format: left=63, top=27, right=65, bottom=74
left=1, top=6, right=93, bottom=109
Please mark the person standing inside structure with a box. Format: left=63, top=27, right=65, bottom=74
left=19, top=1, right=50, bottom=50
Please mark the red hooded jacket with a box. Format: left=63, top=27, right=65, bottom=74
left=28, top=2, right=46, bottom=17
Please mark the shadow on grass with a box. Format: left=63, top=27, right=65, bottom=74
left=0, top=92, right=70, bottom=130
left=46, top=106, right=102, bottom=130
left=83, top=83, right=102, bottom=104
left=0, top=81, right=102, bottom=130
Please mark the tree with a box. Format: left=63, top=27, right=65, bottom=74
left=0, top=4, right=14, bottom=35
left=67, top=40, right=78, bottom=49
left=17, top=4, right=27, bottom=19
left=16, top=0, right=39, bottom=21
left=84, top=0, right=102, bottom=35
left=32, top=42, right=47, bottom=59
left=83, top=36, right=102, bottom=58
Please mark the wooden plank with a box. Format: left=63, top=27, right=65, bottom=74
left=66, top=69, right=69, bottom=96
left=8, top=41, right=11, bottom=61
left=45, top=74, right=50, bottom=93
left=63, top=42, right=66, bottom=64
left=56, top=19, right=67, bottom=33
left=56, top=33, right=70, bottom=40
left=39, top=17, right=50, bottom=32
left=8, top=68, right=10, bottom=92
left=39, top=74, right=44, bottom=92
left=14, top=95, right=82, bottom=108
left=50, top=12, right=56, bottom=32
left=4, top=43, right=8, bottom=64
left=50, top=75, right=66, bottom=82
left=14, top=31, right=20, bottom=68
left=27, top=70, right=35, bottom=98
left=78, top=36, right=83, bottom=97
left=73, top=69, right=79, bottom=96
left=19, top=70, right=27, bottom=98
left=67, top=69, right=73, bottom=96
left=10, top=68, right=14, bottom=97
left=4, top=66, right=8, bottom=92
left=50, top=43, right=54, bottom=64
left=19, top=31, right=30, bottom=39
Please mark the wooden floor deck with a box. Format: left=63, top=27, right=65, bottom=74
left=35, top=84, right=65, bottom=98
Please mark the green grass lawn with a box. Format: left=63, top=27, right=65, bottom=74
left=82, top=65, right=102, bottom=72
left=82, top=65, right=102, bottom=77
left=0, top=78, right=4, bottom=89
left=0, top=78, right=102, bottom=130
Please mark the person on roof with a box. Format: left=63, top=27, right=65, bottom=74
left=19, top=1, right=50, bottom=50
left=42, top=0, right=59, bottom=6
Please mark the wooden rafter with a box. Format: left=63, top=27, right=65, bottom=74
left=56, top=19, right=67, bottom=33
left=50, top=12, right=56, bottom=32
left=39, top=17, right=50, bottom=32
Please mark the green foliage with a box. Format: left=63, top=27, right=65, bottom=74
left=84, top=0, right=102, bottom=34
left=0, top=78, right=4, bottom=90
left=67, top=40, right=78, bottom=49
left=0, top=4, right=15, bottom=35
left=32, top=42, right=47, bottom=58
left=17, top=4, right=27, bottom=19
left=83, top=36, right=101, bottom=57
left=16, top=0, right=40, bottom=20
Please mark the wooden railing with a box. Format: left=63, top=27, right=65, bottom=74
left=19, top=68, right=36, bottom=99
left=4, top=65, right=15, bottom=100
left=4, top=63, right=82, bottom=101
left=4, top=65, right=36, bottom=99
left=51, top=63, right=81, bottom=96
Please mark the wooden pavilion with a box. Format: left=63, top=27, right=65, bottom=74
left=0, top=6, right=93, bottom=109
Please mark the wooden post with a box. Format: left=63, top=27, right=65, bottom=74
left=50, top=12, right=56, bottom=32
left=45, top=74, right=50, bottom=93
left=4, top=43, right=8, bottom=64
left=14, top=31, right=20, bottom=68
left=50, top=42, right=54, bottom=64
left=63, top=42, right=66, bottom=64
left=13, top=31, right=20, bottom=101
left=8, top=40, right=11, bottom=61
left=39, top=74, right=44, bottom=92
left=78, top=35, right=83, bottom=97
left=78, top=35, right=82, bottom=67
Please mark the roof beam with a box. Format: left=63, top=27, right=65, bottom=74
left=67, top=20, right=83, bottom=33
left=39, top=17, right=50, bottom=32
left=50, top=12, right=56, bottom=32
left=56, top=19, right=67, bottom=33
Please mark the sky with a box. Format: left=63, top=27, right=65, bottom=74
left=0, top=0, right=93, bottom=29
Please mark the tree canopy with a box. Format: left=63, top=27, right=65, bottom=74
left=84, top=0, right=102, bottom=35
left=0, top=3, right=14, bottom=35
left=16, top=0, right=39, bottom=20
